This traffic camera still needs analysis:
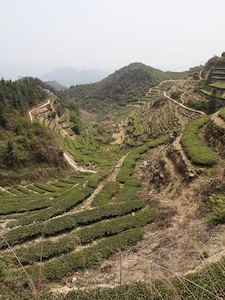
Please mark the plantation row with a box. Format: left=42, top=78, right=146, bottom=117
left=0, top=176, right=90, bottom=218
left=125, top=84, right=201, bottom=143
left=22, top=228, right=144, bottom=282
left=91, top=181, right=120, bottom=207
left=2, top=172, right=106, bottom=227
left=0, top=173, right=86, bottom=197
left=117, top=135, right=170, bottom=184
left=11, top=207, right=156, bottom=265
left=209, top=82, right=225, bottom=90
left=0, top=200, right=146, bottom=249
left=181, top=116, right=217, bottom=166
left=63, top=135, right=105, bottom=167
left=33, top=99, right=114, bottom=170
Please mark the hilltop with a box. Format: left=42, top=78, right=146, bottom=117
left=0, top=55, right=225, bottom=299
left=64, top=62, right=189, bottom=111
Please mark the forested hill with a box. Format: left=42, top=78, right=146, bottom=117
left=63, top=62, right=189, bottom=110
left=0, top=77, right=48, bottom=123
left=0, top=78, right=67, bottom=185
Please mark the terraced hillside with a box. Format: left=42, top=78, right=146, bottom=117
left=1, top=58, right=225, bottom=300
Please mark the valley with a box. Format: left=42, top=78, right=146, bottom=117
left=0, top=56, right=225, bottom=299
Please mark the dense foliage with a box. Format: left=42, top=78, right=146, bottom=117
left=0, top=78, right=66, bottom=184
left=181, top=117, right=217, bottom=166
left=0, top=77, right=46, bottom=120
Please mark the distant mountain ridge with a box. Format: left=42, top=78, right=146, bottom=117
left=45, top=81, right=67, bottom=91
left=40, top=67, right=109, bottom=87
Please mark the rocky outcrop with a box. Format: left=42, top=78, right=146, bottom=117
left=166, top=146, right=196, bottom=181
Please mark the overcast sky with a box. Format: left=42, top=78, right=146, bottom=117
left=1, top=0, right=225, bottom=78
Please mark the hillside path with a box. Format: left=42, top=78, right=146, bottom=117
left=28, top=97, right=96, bottom=173
left=28, top=99, right=51, bottom=122
left=163, top=90, right=206, bottom=116
left=71, top=154, right=128, bottom=213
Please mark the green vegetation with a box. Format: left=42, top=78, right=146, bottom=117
left=24, top=228, right=144, bottom=282
left=205, top=194, right=225, bottom=224
left=1, top=57, right=225, bottom=300
left=181, top=117, right=217, bottom=166
left=117, top=135, right=169, bottom=183
left=0, top=200, right=145, bottom=248
left=91, top=181, right=120, bottom=206
left=12, top=207, right=156, bottom=264
left=63, top=63, right=187, bottom=112
left=0, top=78, right=67, bottom=185
left=209, top=82, right=225, bottom=90
left=219, top=107, right=225, bottom=121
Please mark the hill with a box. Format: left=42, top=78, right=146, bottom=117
left=64, top=62, right=189, bottom=112
left=164, top=53, right=225, bottom=114
left=40, top=67, right=109, bottom=87
left=0, top=77, right=68, bottom=185
left=1, top=56, right=225, bottom=300
left=44, top=80, right=67, bottom=91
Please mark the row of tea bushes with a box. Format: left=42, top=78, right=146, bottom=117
left=1, top=200, right=146, bottom=249
left=91, top=181, right=120, bottom=207
left=13, top=207, right=157, bottom=264
left=181, top=116, right=217, bottom=166
left=117, top=135, right=169, bottom=184
left=24, top=228, right=144, bottom=281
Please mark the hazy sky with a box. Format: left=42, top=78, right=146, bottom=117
left=1, top=0, right=225, bottom=77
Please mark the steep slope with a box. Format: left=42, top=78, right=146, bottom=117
left=0, top=78, right=68, bottom=185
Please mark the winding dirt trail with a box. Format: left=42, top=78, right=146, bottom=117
left=28, top=97, right=98, bottom=173
left=28, top=99, right=50, bottom=122
left=163, top=90, right=206, bottom=116
left=111, top=119, right=128, bottom=145
left=63, top=152, right=96, bottom=173
left=75, top=154, right=128, bottom=212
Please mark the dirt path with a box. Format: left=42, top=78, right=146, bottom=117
left=28, top=99, right=50, bottom=122
left=75, top=154, right=128, bottom=212
left=164, top=91, right=206, bottom=116
left=111, top=120, right=127, bottom=145
left=63, top=152, right=96, bottom=173
left=28, top=97, right=98, bottom=173
left=199, top=69, right=204, bottom=80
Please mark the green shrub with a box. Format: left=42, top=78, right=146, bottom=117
left=24, top=228, right=144, bottom=281
left=14, top=207, right=156, bottom=264
left=1, top=200, right=145, bottom=248
left=125, top=179, right=142, bottom=187
left=181, top=117, right=217, bottom=166
left=91, top=181, right=120, bottom=206
left=206, top=194, right=225, bottom=224
left=33, top=183, right=58, bottom=193
left=117, top=135, right=169, bottom=183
